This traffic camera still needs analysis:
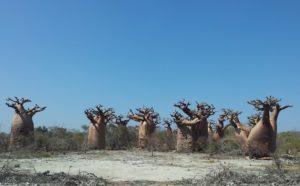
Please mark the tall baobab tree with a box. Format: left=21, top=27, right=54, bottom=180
left=127, top=107, right=160, bottom=148
left=247, top=96, right=292, bottom=157
left=6, top=97, right=46, bottom=148
left=84, top=105, right=115, bottom=150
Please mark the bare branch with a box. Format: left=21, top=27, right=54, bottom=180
left=85, top=105, right=115, bottom=125
left=5, top=102, right=17, bottom=109
left=247, top=113, right=261, bottom=127
left=115, top=115, right=130, bottom=126
left=128, top=106, right=160, bottom=125
left=248, top=96, right=281, bottom=111
left=196, top=102, right=215, bottom=118
left=27, top=104, right=46, bottom=116
left=174, top=99, right=194, bottom=118
left=163, top=118, right=173, bottom=130
left=279, top=105, right=292, bottom=111
left=84, top=109, right=96, bottom=124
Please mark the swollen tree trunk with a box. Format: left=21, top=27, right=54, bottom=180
left=193, top=119, right=209, bottom=151
left=128, top=107, right=160, bottom=149
left=84, top=105, right=115, bottom=150
left=138, top=121, right=149, bottom=148
left=172, top=100, right=215, bottom=152
left=87, top=123, right=106, bottom=149
left=176, top=125, right=194, bottom=152
left=6, top=97, right=46, bottom=149
left=10, top=113, right=35, bottom=148
left=247, top=97, right=291, bottom=158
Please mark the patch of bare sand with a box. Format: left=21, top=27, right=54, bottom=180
left=0, top=150, right=273, bottom=182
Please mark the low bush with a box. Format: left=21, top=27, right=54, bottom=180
left=147, top=130, right=176, bottom=152
left=0, top=132, right=9, bottom=152
left=34, top=126, right=86, bottom=151
left=106, top=125, right=138, bottom=150
left=206, top=128, right=243, bottom=156
left=277, top=131, right=300, bottom=156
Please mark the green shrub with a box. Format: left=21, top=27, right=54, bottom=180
left=106, top=125, right=138, bottom=150
left=34, top=126, right=86, bottom=151
left=147, top=130, right=176, bottom=152
left=277, top=131, right=300, bottom=156
left=206, top=128, right=242, bottom=156
left=0, top=132, right=9, bottom=152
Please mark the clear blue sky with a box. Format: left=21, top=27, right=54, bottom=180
left=0, top=0, right=299, bottom=132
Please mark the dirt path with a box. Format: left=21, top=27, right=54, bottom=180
left=0, top=150, right=273, bottom=182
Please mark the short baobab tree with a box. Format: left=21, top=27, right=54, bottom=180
left=127, top=107, right=160, bottom=148
left=84, top=105, right=115, bottom=150
left=212, top=110, right=232, bottom=141
left=6, top=97, right=46, bottom=149
left=193, top=102, right=215, bottom=150
left=227, top=110, right=251, bottom=155
left=171, top=110, right=197, bottom=152
left=247, top=96, right=292, bottom=157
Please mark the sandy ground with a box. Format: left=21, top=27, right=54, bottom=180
left=0, top=150, right=273, bottom=182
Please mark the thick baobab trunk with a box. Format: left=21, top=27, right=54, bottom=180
left=85, top=105, right=115, bottom=150
left=87, top=123, right=106, bottom=149
left=247, top=97, right=291, bottom=158
left=128, top=107, right=160, bottom=149
left=193, top=120, right=209, bottom=150
left=10, top=113, right=34, bottom=148
left=138, top=121, right=149, bottom=148
left=247, top=106, right=277, bottom=157
left=176, top=125, right=194, bottom=152
left=6, top=97, right=46, bottom=150
left=172, top=100, right=215, bottom=152
left=247, top=120, right=274, bottom=157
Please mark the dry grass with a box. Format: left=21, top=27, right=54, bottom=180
left=0, top=162, right=107, bottom=186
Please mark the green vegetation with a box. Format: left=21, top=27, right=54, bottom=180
left=0, top=125, right=300, bottom=158
left=277, top=131, right=300, bottom=156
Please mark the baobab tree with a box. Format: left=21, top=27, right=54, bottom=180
left=84, top=105, right=115, bottom=150
left=227, top=110, right=251, bottom=155
left=6, top=97, right=46, bottom=149
left=212, top=110, right=232, bottom=141
left=247, top=96, right=292, bottom=157
left=127, top=107, right=160, bottom=148
left=171, top=100, right=215, bottom=152
left=193, top=102, right=215, bottom=150
left=163, top=118, right=173, bottom=137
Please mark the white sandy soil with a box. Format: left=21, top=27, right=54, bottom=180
left=0, top=150, right=273, bottom=182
